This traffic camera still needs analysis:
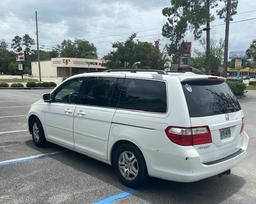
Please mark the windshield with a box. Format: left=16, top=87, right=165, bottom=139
left=182, top=79, right=241, bottom=117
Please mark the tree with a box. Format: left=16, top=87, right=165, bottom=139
left=0, top=40, right=16, bottom=74
left=8, top=62, right=19, bottom=75
left=162, top=0, right=219, bottom=71
left=246, top=40, right=256, bottom=62
left=56, top=39, right=97, bottom=59
left=9, top=34, right=36, bottom=74
left=11, top=34, right=35, bottom=53
left=22, top=34, right=35, bottom=73
left=0, top=40, right=8, bottom=50
left=22, top=34, right=35, bottom=54
left=11, top=36, right=23, bottom=52
left=217, top=0, right=238, bottom=20
left=162, top=0, right=238, bottom=73
left=191, top=38, right=224, bottom=75
left=104, top=34, right=167, bottom=69
left=75, top=39, right=97, bottom=58
left=48, top=49, right=59, bottom=58
left=0, top=50, right=16, bottom=74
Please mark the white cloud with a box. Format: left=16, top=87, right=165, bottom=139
left=0, top=0, right=255, bottom=57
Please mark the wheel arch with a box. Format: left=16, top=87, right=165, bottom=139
left=28, top=114, right=43, bottom=134
left=110, top=140, right=148, bottom=171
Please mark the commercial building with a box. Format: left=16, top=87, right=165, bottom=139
left=31, top=58, right=107, bottom=80
left=227, top=67, right=256, bottom=78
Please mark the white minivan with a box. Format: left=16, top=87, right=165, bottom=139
left=27, top=70, right=249, bottom=187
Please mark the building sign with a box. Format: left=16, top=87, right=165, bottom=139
left=51, top=58, right=107, bottom=68
left=16, top=52, right=25, bottom=62
left=182, top=42, right=192, bottom=58
left=235, top=59, right=242, bottom=69
left=63, top=59, right=71, bottom=65
left=52, top=60, right=62, bottom=65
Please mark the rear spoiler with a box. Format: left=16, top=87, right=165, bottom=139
left=181, top=77, right=225, bottom=85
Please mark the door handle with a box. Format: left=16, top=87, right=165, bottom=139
left=77, top=110, right=86, bottom=116
left=64, top=109, right=73, bottom=114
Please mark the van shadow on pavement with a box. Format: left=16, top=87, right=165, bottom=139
left=25, top=140, right=246, bottom=204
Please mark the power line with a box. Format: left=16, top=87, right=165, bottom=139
left=212, top=17, right=256, bottom=28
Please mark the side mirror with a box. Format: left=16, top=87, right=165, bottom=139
left=43, top=93, right=51, bottom=102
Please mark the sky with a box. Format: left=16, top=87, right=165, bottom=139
left=0, top=0, right=256, bottom=58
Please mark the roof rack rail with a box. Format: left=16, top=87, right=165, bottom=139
left=105, top=69, right=167, bottom=75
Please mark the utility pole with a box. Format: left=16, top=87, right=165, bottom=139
left=223, top=0, right=232, bottom=77
left=204, top=0, right=211, bottom=75
left=35, top=11, right=42, bottom=82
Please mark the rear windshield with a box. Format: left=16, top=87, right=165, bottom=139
left=182, top=79, right=241, bottom=117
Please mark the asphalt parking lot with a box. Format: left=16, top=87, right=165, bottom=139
left=0, top=89, right=255, bottom=204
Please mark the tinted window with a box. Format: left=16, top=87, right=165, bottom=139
left=182, top=80, right=241, bottom=117
left=78, top=77, right=118, bottom=108
left=118, top=79, right=167, bottom=113
left=53, top=78, right=83, bottom=103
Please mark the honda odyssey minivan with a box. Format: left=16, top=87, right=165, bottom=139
left=27, top=70, right=249, bottom=187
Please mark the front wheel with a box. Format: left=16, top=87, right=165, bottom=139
left=113, top=143, right=148, bottom=187
left=31, top=118, right=47, bottom=147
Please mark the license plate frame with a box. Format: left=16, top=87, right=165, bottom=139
left=220, top=127, right=231, bottom=140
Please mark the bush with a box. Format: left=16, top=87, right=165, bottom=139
left=36, top=82, right=44, bottom=87
left=11, top=83, right=24, bottom=88
left=249, top=81, right=256, bottom=86
left=26, top=81, right=57, bottom=88
left=41, top=82, right=50, bottom=87
left=26, top=82, right=37, bottom=88
left=227, top=80, right=246, bottom=97
left=37, top=82, right=57, bottom=87
left=48, top=82, right=57, bottom=87
left=36, top=82, right=49, bottom=87
left=0, top=82, right=9, bottom=87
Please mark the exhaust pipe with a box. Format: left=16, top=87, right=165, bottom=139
left=218, top=169, right=231, bottom=178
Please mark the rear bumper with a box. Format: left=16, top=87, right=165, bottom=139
left=143, top=131, right=249, bottom=182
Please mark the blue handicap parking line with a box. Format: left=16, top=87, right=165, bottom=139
left=93, top=189, right=138, bottom=204
left=0, top=151, right=65, bottom=167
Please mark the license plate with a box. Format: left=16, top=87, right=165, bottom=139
left=220, top=127, right=231, bottom=140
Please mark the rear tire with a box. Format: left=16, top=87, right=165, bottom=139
left=31, top=118, right=47, bottom=147
left=113, top=143, right=148, bottom=187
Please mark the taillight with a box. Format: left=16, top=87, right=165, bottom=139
left=240, top=118, right=245, bottom=134
left=165, top=126, right=212, bottom=146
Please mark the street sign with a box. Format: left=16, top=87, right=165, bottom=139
left=18, top=63, right=23, bottom=71
left=235, top=59, right=242, bottom=69
left=16, top=52, right=25, bottom=62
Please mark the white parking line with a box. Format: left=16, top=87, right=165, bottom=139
left=0, top=130, right=27, bottom=135
left=0, top=105, right=30, bottom=109
left=0, top=115, right=26, bottom=119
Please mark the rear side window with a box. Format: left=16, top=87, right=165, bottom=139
left=182, top=79, right=241, bottom=117
left=118, top=78, right=167, bottom=113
